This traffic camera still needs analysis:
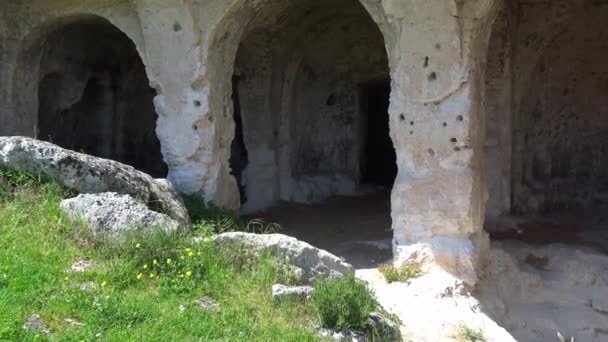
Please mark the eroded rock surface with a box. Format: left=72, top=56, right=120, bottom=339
left=212, top=232, right=353, bottom=284
left=0, top=137, right=190, bottom=227
left=61, top=193, right=180, bottom=235
left=478, top=241, right=608, bottom=342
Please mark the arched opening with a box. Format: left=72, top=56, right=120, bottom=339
left=480, top=3, right=608, bottom=341
left=35, top=16, right=167, bottom=177
left=484, top=3, right=608, bottom=251
left=227, top=0, right=394, bottom=267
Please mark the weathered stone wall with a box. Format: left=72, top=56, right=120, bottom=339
left=1, top=0, right=503, bottom=284
left=483, top=1, right=608, bottom=217
left=484, top=6, right=512, bottom=219
left=0, top=3, right=20, bottom=135
left=512, top=4, right=608, bottom=213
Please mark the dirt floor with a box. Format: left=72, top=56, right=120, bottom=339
left=485, top=208, right=608, bottom=254
left=250, top=190, right=393, bottom=269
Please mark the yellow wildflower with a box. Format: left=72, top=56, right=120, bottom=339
left=197, top=251, right=202, bottom=256
left=149, top=273, right=156, bottom=278
left=136, top=273, right=143, bottom=280
left=188, top=251, right=194, bottom=257
left=186, top=271, right=192, bottom=277
left=185, top=248, right=192, bottom=252
left=153, top=259, right=158, bottom=265
left=143, top=264, right=149, bottom=269
left=203, top=237, right=211, bottom=243
left=180, top=256, right=185, bottom=260
left=64, top=277, right=69, bottom=281
left=166, top=258, right=172, bottom=265
left=135, top=243, right=141, bottom=249
left=101, top=281, right=107, bottom=287
left=180, top=274, right=185, bottom=278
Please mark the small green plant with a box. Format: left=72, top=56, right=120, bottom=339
left=182, top=194, right=244, bottom=228
left=312, top=273, right=378, bottom=331
left=456, top=324, right=487, bottom=342
left=379, top=262, right=422, bottom=283
left=183, top=194, right=281, bottom=235
left=275, top=256, right=300, bottom=286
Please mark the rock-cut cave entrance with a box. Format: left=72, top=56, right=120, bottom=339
left=36, top=16, right=167, bottom=178
left=228, top=0, right=395, bottom=268
left=361, top=81, right=397, bottom=188
left=484, top=4, right=608, bottom=254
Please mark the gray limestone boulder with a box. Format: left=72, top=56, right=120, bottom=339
left=61, top=192, right=180, bottom=235
left=211, top=232, right=353, bottom=284
left=0, top=136, right=190, bottom=227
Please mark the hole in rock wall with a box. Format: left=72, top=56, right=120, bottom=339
left=230, top=75, right=249, bottom=204
left=229, top=0, right=394, bottom=267
left=36, top=16, right=167, bottom=177
left=361, top=81, right=396, bottom=188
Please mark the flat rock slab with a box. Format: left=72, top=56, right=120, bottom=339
left=193, top=296, right=221, bottom=312
left=212, top=232, right=353, bottom=284
left=23, top=314, right=50, bottom=335
left=0, top=136, right=190, bottom=227
left=272, top=284, right=314, bottom=301
left=61, top=193, right=180, bottom=235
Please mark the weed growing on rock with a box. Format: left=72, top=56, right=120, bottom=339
left=456, top=324, right=487, bottom=342
left=379, top=263, right=422, bottom=283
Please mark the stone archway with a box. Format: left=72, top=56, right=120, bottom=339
left=208, top=0, right=395, bottom=267
left=15, top=15, right=166, bottom=177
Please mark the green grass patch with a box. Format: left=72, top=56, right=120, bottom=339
left=0, top=173, right=323, bottom=341
left=312, top=273, right=378, bottom=332
left=183, top=194, right=281, bottom=235
left=379, top=263, right=423, bottom=283
left=456, top=324, right=487, bottom=342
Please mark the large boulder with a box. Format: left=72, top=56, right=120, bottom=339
left=61, top=193, right=180, bottom=235
left=0, top=136, right=190, bottom=227
left=211, top=232, right=353, bottom=284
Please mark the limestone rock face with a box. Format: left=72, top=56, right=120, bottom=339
left=0, top=137, right=190, bottom=227
left=212, top=232, right=353, bottom=284
left=61, top=193, right=180, bottom=235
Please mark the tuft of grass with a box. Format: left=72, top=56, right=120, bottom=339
left=456, top=324, right=487, bottom=342
left=183, top=194, right=281, bottom=236
left=312, top=273, right=378, bottom=332
left=379, top=263, right=422, bottom=283
left=0, top=171, right=322, bottom=341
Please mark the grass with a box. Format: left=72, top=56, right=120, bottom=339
left=456, top=324, right=487, bottom=342
left=379, top=263, right=423, bottom=283
left=183, top=194, right=281, bottom=235
left=0, top=171, right=328, bottom=341
left=312, top=273, right=378, bottom=332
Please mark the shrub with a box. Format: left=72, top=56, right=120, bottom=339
left=379, top=263, right=422, bottom=283
left=182, top=194, right=244, bottom=228
left=312, top=273, right=378, bottom=331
